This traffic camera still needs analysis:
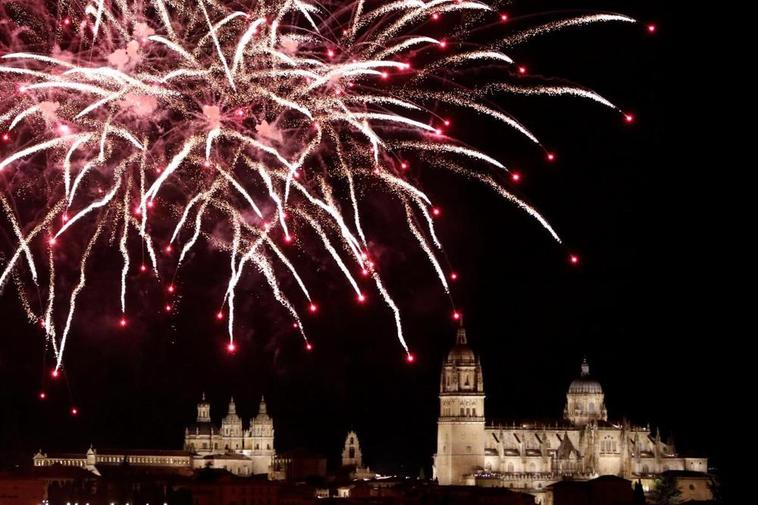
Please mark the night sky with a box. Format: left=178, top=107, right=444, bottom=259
left=1, top=0, right=730, bottom=498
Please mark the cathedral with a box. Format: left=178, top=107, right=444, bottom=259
left=184, top=394, right=275, bottom=476
left=34, top=395, right=276, bottom=477
left=433, top=325, right=708, bottom=495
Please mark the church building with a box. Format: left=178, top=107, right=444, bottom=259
left=433, top=325, right=708, bottom=495
left=184, top=394, right=275, bottom=476
left=34, top=395, right=276, bottom=477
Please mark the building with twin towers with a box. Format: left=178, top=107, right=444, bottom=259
left=433, top=325, right=708, bottom=494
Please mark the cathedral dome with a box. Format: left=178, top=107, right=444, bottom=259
left=253, top=396, right=271, bottom=423
left=445, top=327, right=476, bottom=364
left=567, top=358, right=603, bottom=394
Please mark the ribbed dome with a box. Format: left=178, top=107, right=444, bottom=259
left=568, top=358, right=603, bottom=394
left=568, top=377, right=603, bottom=394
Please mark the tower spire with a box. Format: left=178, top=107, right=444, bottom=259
left=197, top=393, right=211, bottom=422
left=258, top=395, right=267, bottom=415
left=580, top=356, right=590, bottom=376
left=456, top=320, right=467, bottom=345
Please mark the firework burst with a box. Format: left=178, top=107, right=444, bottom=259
left=0, top=0, right=642, bottom=373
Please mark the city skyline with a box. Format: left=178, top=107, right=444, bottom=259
left=0, top=0, right=730, bottom=502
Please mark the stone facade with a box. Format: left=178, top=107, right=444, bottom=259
left=432, top=326, right=708, bottom=497
left=184, top=395, right=275, bottom=476
left=341, top=431, right=376, bottom=480
left=434, top=325, right=486, bottom=485
left=34, top=395, right=276, bottom=478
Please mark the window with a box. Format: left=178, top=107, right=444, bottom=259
left=460, top=407, right=464, bottom=416
left=472, top=408, right=476, bottom=416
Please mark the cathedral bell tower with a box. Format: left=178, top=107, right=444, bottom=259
left=433, top=324, right=485, bottom=485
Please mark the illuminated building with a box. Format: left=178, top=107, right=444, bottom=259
left=433, top=325, right=708, bottom=499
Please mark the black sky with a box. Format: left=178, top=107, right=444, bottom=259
left=1, top=0, right=731, bottom=498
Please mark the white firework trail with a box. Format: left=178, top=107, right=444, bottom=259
left=500, top=14, right=637, bottom=47
left=405, top=205, right=449, bottom=293
left=0, top=0, right=639, bottom=370
left=486, top=83, right=619, bottom=110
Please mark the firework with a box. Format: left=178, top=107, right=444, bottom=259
left=0, top=0, right=642, bottom=373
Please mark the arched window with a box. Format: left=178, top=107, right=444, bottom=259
left=460, top=407, right=464, bottom=416
left=472, top=408, right=477, bottom=417
left=349, top=447, right=355, bottom=459
left=589, top=402, right=595, bottom=413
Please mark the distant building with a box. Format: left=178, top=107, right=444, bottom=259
left=543, top=475, right=634, bottom=505
left=661, top=470, right=715, bottom=502
left=270, top=449, right=327, bottom=482
left=33, top=395, right=276, bottom=478
left=433, top=325, right=709, bottom=498
left=0, top=472, right=46, bottom=505
left=184, top=395, right=275, bottom=476
left=348, top=478, right=536, bottom=504
left=340, top=431, right=376, bottom=480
